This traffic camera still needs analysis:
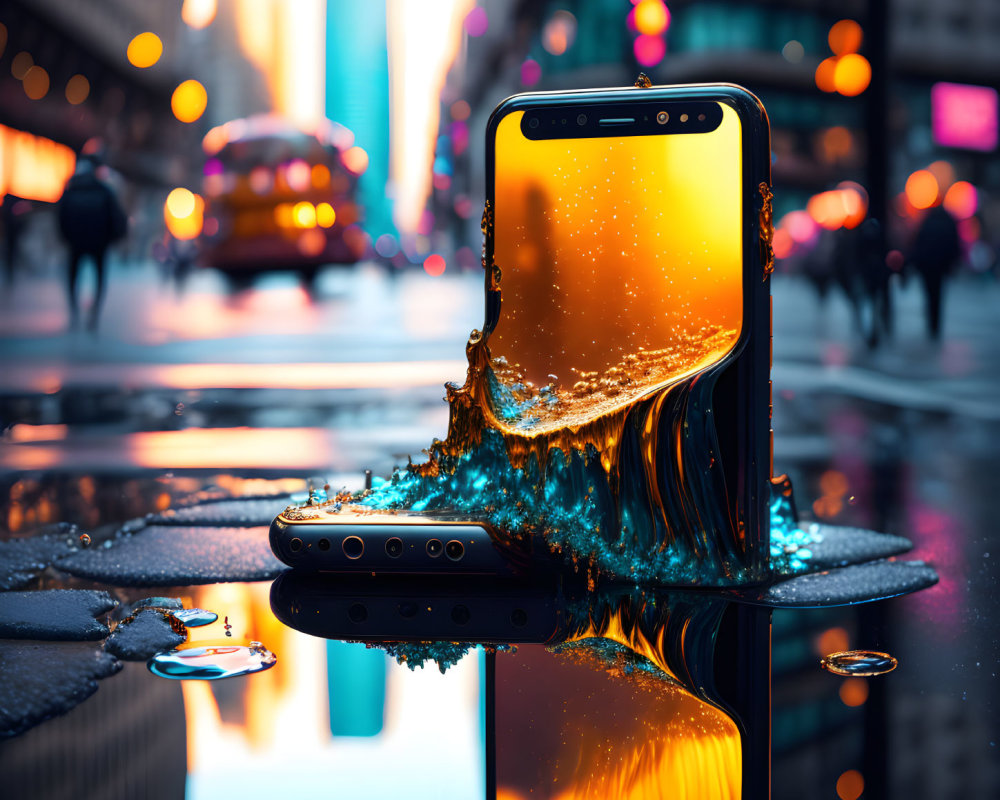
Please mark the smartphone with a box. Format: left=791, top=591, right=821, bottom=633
left=483, top=83, right=772, bottom=587
left=270, top=508, right=524, bottom=574
left=273, top=82, right=771, bottom=587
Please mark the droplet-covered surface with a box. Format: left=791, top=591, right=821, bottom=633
left=0, top=642, right=122, bottom=737
left=0, top=590, right=116, bottom=641
left=805, top=524, right=912, bottom=571
left=147, top=642, right=276, bottom=680
left=743, top=560, right=939, bottom=607
left=57, top=525, right=283, bottom=586
left=104, top=608, right=187, bottom=660
left=821, top=650, right=898, bottom=677
left=0, top=527, right=81, bottom=590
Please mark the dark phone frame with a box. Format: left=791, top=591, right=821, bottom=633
left=485, top=83, right=773, bottom=799
left=483, top=83, right=772, bottom=580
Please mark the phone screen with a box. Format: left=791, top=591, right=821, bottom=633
left=493, top=644, right=742, bottom=800
left=492, top=104, right=743, bottom=395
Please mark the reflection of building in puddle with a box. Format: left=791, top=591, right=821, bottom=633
left=0, top=661, right=186, bottom=799
left=182, top=583, right=485, bottom=798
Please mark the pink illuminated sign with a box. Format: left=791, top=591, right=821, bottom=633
left=931, top=82, right=998, bottom=152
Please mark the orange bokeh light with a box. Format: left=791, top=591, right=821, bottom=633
left=943, top=181, right=977, bottom=220
left=905, top=170, right=940, bottom=210
left=816, top=626, right=849, bottom=656
left=341, top=146, right=368, bottom=175
left=634, top=0, right=670, bottom=36
left=22, top=66, right=49, bottom=100
left=807, top=189, right=866, bottom=231
left=833, top=53, right=871, bottom=97
left=311, top=163, right=330, bottom=189
left=815, top=57, right=838, bottom=93
left=292, top=201, right=317, bottom=228
left=65, top=74, right=90, bottom=105
left=837, top=770, right=864, bottom=800
left=315, top=202, right=335, bottom=228
left=828, top=19, right=863, bottom=56
left=127, top=32, right=163, bottom=69
left=164, top=187, right=204, bottom=240
left=820, top=470, right=849, bottom=497
left=172, top=79, right=208, bottom=123
left=839, top=678, right=869, bottom=707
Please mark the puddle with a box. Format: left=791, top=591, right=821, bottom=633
left=147, top=641, right=277, bottom=680
left=821, top=650, right=898, bottom=677
left=170, top=608, right=218, bottom=627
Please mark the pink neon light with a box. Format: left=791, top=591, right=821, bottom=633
left=931, top=82, right=998, bottom=152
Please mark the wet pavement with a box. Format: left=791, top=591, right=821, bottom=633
left=1, top=259, right=999, bottom=798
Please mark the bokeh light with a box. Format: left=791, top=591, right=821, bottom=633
left=836, top=770, right=864, bottom=800
left=833, top=53, right=871, bottom=96
left=781, top=40, right=804, bottom=63
left=542, top=10, right=577, bottom=56
left=305, top=164, right=327, bottom=190
left=65, top=74, right=90, bottom=105
left=375, top=233, right=399, bottom=259
left=772, top=229, right=793, bottom=259
left=926, top=159, right=955, bottom=192
left=464, top=7, right=489, bottom=37
left=784, top=210, right=818, bottom=243
left=127, top=33, right=163, bottom=69
left=166, top=187, right=197, bottom=219
left=11, top=51, right=33, bottom=80
left=633, top=0, right=670, bottom=36
left=905, top=170, right=940, bottom=210
left=828, top=19, right=862, bottom=56
left=341, top=146, right=369, bottom=175
left=839, top=678, right=869, bottom=707
left=815, top=57, right=838, bottom=93
left=164, top=188, right=204, bottom=240
left=172, top=79, right=208, bottom=123
left=316, top=202, right=336, bottom=228
left=423, top=254, right=446, bottom=277
left=285, top=159, right=311, bottom=192
left=22, top=66, right=50, bottom=100
left=943, top=181, right=977, bottom=220
left=520, top=59, right=542, bottom=87
left=633, top=34, right=666, bottom=67
left=450, top=100, right=470, bottom=121
left=293, top=201, right=317, bottom=228
left=182, top=0, right=217, bottom=29
left=816, top=627, right=849, bottom=656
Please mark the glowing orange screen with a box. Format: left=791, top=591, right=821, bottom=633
left=492, top=104, right=743, bottom=388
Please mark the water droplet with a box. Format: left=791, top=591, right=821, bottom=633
left=147, top=643, right=277, bottom=680
left=79, top=533, right=92, bottom=547
left=171, top=608, right=218, bottom=627
left=223, top=615, right=232, bottom=637
left=174, top=403, right=185, bottom=416
left=821, top=650, right=897, bottom=677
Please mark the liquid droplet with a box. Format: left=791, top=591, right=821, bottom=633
left=171, top=608, right=218, bottom=627
left=147, top=643, right=277, bottom=680
left=174, top=403, right=185, bottom=416
left=223, top=615, right=232, bottom=637
left=79, top=533, right=92, bottom=547
left=821, top=650, right=897, bottom=677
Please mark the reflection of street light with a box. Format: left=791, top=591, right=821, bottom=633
left=127, top=33, right=163, bottom=68
left=172, top=80, right=208, bottom=123
left=833, top=54, right=871, bottom=97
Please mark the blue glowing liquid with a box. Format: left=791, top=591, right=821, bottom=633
left=170, top=608, right=218, bottom=628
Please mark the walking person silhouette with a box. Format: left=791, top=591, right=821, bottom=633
left=56, top=155, right=127, bottom=331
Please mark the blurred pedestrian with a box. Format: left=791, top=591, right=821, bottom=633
left=56, top=155, right=127, bottom=331
left=857, top=219, right=892, bottom=348
left=1, top=194, right=31, bottom=285
left=910, top=206, right=960, bottom=340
